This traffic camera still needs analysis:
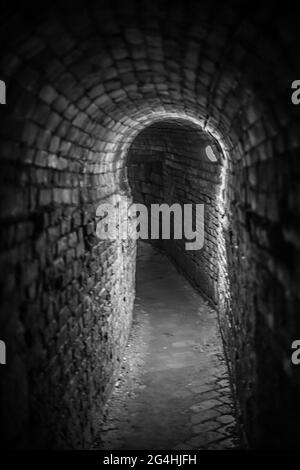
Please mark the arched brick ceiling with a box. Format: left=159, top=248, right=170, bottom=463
left=1, top=0, right=300, bottom=450
left=1, top=0, right=299, bottom=173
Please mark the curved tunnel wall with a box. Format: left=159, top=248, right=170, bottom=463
left=127, top=120, right=224, bottom=304
left=0, top=0, right=299, bottom=448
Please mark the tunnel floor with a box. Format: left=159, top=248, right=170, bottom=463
left=94, top=243, right=239, bottom=450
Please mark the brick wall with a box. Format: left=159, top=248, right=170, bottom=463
left=0, top=0, right=299, bottom=449
left=128, top=121, right=223, bottom=304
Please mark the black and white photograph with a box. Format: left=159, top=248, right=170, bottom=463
left=0, top=0, right=300, bottom=455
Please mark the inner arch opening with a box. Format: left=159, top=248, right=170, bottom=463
left=126, top=118, right=228, bottom=306
left=96, top=117, right=237, bottom=449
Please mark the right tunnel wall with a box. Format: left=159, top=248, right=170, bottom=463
left=127, top=109, right=300, bottom=448
left=0, top=0, right=300, bottom=450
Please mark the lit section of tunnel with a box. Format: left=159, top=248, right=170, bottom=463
left=126, top=119, right=227, bottom=303
left=0, top=0, right=299, bottom=450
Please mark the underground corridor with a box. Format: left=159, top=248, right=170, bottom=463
left=95, top=241, right=238, bottom=450
left=94, top=119, right=237, bottom=450
left=0, top=0, right=300, bottom=451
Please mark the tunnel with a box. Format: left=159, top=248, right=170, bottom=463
left=0, top=0, right=300, bottom=450
left=127, top=119, right=225, bottom=306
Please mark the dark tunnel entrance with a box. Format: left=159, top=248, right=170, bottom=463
left=126, top=119, right=226, bottom=305
left=94, top=119, right=238, bottom=449
left=0, top=0, right=300, bottom=451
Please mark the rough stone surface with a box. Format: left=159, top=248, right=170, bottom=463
left=94, top=243, right=239, bottom=450
left=128, top=121, right=223, bottom=304
left=0, top=0, right=299, bottom=449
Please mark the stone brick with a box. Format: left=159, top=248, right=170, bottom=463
left=0, top=0, right=299, bottom=452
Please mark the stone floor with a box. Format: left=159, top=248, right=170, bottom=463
left=94, top=242, right=239, bottom=450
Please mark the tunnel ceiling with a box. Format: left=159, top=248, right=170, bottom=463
left=127, top=119, right=222, bottom=159
left=1, top=0, right=300, bottom=451
left=0, top=0, right=298, bottom=172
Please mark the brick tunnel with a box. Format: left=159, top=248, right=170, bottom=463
left=0, top=0, right=300, bottom=450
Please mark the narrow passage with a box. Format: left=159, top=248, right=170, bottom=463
left=96, top=243, right=239, bottom=450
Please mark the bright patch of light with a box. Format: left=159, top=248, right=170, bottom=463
left=205, top=145, right=218, bottom=162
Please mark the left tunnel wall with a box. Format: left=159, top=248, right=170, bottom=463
left=0, top=57, right=136, bottom=449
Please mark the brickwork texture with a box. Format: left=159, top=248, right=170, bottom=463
left=0, top=0, right=299, bottom=449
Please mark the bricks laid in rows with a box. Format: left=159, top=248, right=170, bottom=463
left=0, top=0, right=299, bottom=450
